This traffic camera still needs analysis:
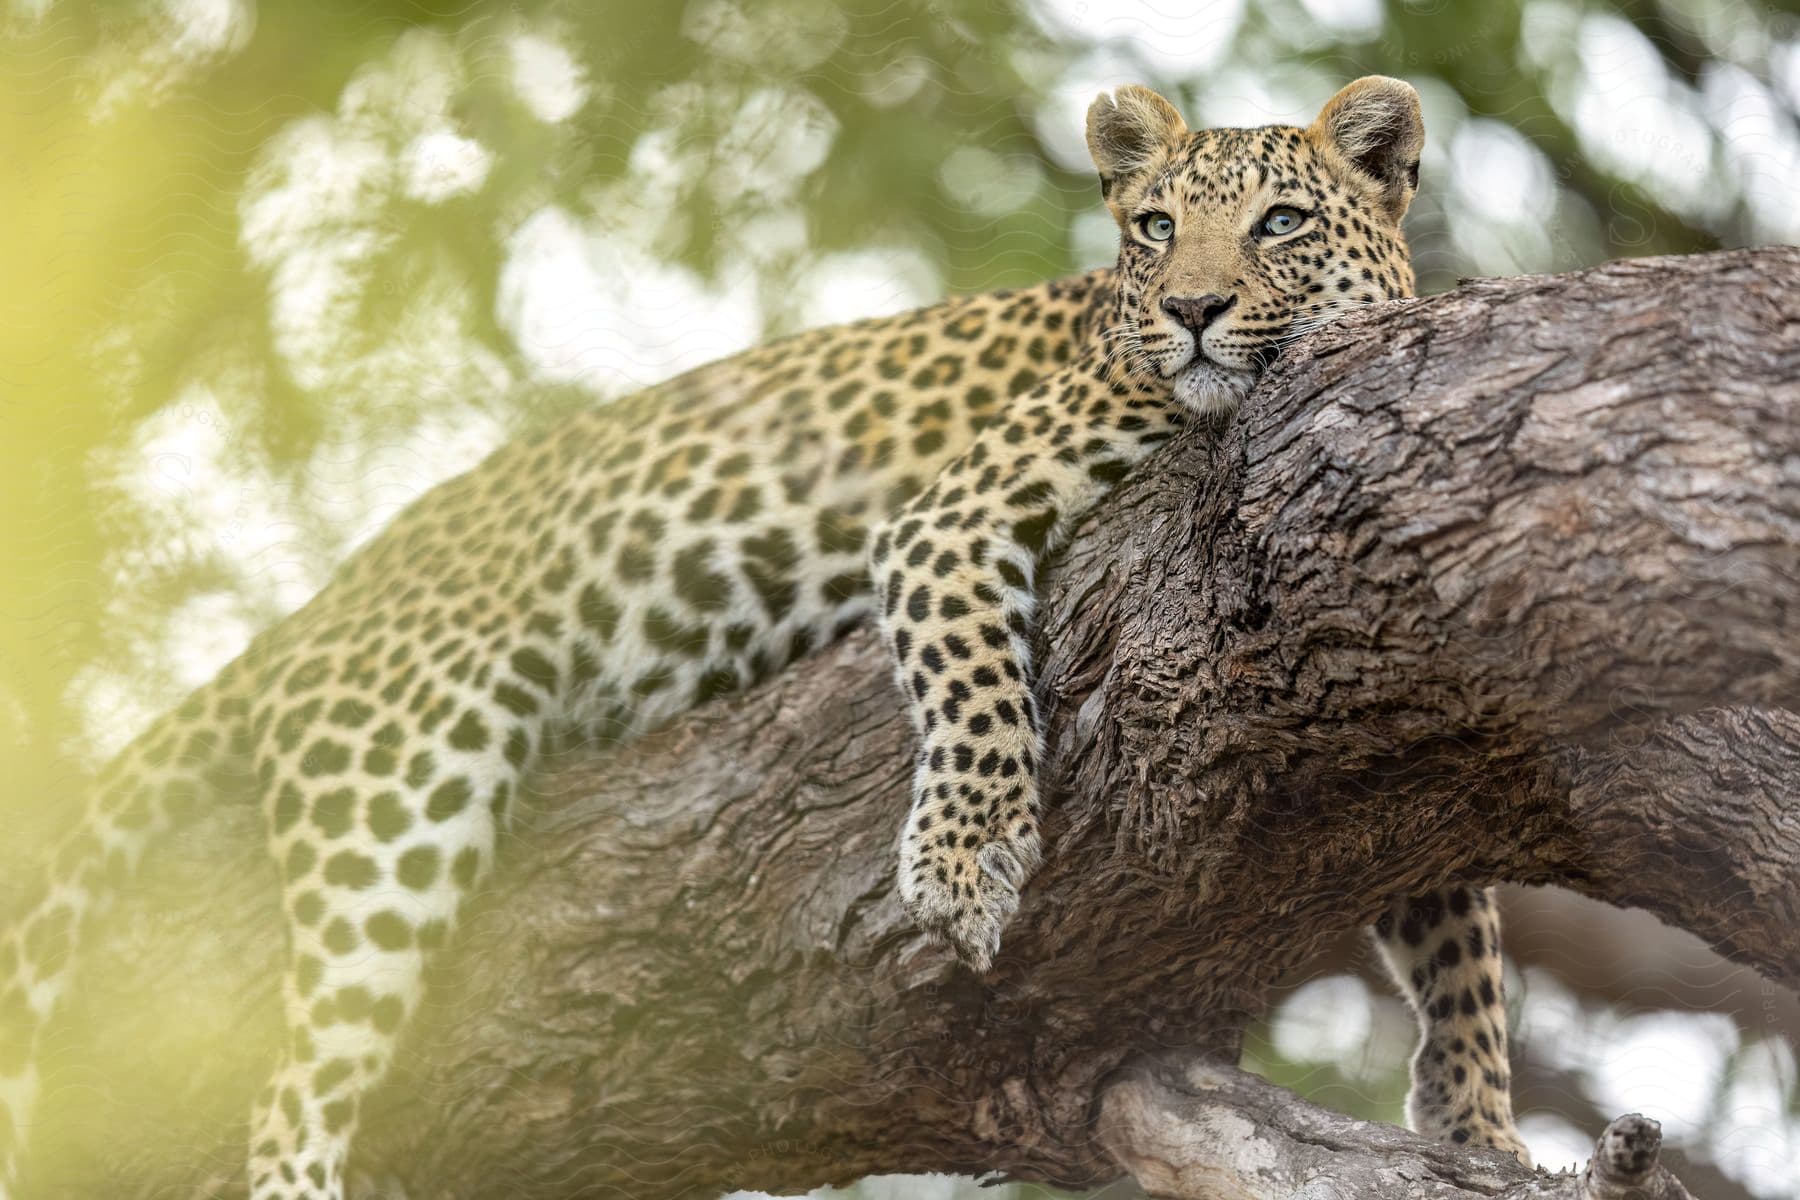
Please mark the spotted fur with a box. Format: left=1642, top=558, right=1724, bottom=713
left=1375, top=886, right=1530, bottom=1162
left=0, top=77, right=1525, bottom=1199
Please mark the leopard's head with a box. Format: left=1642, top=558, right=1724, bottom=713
left=1086, top=76, right=1423, bottom=415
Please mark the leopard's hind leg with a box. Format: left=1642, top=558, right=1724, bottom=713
left=1373, top=885, right=1530, bottom=1164
left=244, top=678, right=529, bottom=1200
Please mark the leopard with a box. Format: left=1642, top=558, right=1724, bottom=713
left=871, top=78, right=1527, bottom=1165
left=0, top=76, right=1525, bottom=1200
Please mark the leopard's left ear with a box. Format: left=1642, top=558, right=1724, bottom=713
left=1086, top=85, right=1188, bottom=217
left=1308, top=76, right=1424, bottom=221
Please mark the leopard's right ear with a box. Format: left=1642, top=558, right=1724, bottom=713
left=1308, top=75, right=1424, bottom=221
left=1085, top=86, right=1187, bottom=215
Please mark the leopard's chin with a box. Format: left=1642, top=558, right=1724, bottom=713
left=1172, top=358, right=1256, bottom=417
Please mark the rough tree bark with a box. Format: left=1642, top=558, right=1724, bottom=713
left=33, top=247, right=1799, bottom=1199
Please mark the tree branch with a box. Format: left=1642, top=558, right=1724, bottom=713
left=1100, top=1059, right=1698, bottom=1199
left=37, top=247, right=1797, bottom=1199
left=1546, top=705, right=1800, bottom=984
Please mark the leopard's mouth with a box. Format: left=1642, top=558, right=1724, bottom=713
left=1172, top=357, right=1255, bottom=417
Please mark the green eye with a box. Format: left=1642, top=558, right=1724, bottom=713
left=1257, top=206, right=1307, bottom=237
left=1137, top=212, right=1175, bottom=242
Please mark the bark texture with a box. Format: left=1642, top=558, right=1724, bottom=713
left=33, top=246, right=1800, bottom=1199
left=1100, top=1061, right=1699, bottom=1200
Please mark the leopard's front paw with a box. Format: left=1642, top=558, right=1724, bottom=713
left=897, top=814, right=1041, bottom=972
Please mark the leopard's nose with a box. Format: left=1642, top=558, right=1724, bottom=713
left=1162, top=293, right=1236, bottom=334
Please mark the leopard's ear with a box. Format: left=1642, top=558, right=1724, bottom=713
left=1308, top=75, right=1424, bottom=221
left=1086, top=86, right=1187, bottom=215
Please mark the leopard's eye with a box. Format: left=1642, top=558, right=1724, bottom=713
left=1256, top=206, right=1308, bottom=238
left=1137, top=212, right=1175, bottom=242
